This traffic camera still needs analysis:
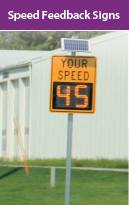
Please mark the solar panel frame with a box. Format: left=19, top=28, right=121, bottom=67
left=61, top=38, right=91, bottom=52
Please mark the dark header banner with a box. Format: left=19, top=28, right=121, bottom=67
left=0, top=0, right=129, bottom=30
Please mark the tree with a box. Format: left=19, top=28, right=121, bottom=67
left=0, top=31, right=111, bottom=50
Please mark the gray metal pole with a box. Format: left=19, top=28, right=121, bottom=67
left=65, top=36, right=78, bottom=205
left=65, top=113, right=73, bottom=205
left=51, top=167, right=56, bottom=188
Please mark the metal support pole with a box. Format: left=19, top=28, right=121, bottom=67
left=65, top=113, right=73, bottom=205
left=65, top=36, right=77, bottom=205
left=51, top=167, right=56, bottom=188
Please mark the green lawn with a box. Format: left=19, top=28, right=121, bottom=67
left=0, top=167, right=128, bottom=205
left=0, top=158, right=128, bottom=168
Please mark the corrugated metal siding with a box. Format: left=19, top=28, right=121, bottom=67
left=23, top=77, right=30, bottom=158
left=12, top=80, right=19, bottom=158
left=30, top=31, right=128, bottom=159
left=30, top=59, right=68, bottom=159
left=0, top=68, right=30, bottom=160
left=1, top=82, right=8, bottom=158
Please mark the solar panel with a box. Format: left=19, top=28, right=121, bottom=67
left=61, top=38, right=91, bottom=52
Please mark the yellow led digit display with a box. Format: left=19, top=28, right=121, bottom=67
left=50, top=55, right=97, bottom=114
left=75, top=85, right=88, bottom=108
left=57, top=85, right=71, bottom=106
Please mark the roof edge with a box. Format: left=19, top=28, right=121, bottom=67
left=0, top=62, right=31, bottom=73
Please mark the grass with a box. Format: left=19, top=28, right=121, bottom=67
left=0, top=166, right=128, bottom=205
left=0, top=158, right=128, bottom=169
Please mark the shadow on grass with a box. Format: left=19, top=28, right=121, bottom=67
left=0, top=167, right=23, bottom=180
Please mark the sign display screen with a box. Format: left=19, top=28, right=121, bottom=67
left=50, top=55, right=97, bottom=114
left=53, top=82, right=92, bottom=110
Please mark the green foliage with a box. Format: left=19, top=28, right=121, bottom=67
left=0, top=31, right=24, bottom=50
left=0, top=31, right=112, bottom=50
left=0, top=158, right=127, bottom=169
left=0, top=167, right=127, bottom=205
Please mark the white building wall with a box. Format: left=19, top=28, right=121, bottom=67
left=12, top=80, right=19, bottom=158
left=1, top=82, right=8, bottom=158
left=30, top=59, right=67, bottom=159
left=22, top=77, right=30, bottom=158
left=0, top=31, right=127, bottom=160
left=0, top=67, right=29, bottom=82
left=0, top=84, right=2, bottom=157
left=30, top=31, right=128, bottom=159
left=72, top=33, right=128, bottom=159
left=0, top=67, right=30, bottom=160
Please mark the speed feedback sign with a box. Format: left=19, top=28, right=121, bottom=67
left=50, top=55, right=97, bottom=113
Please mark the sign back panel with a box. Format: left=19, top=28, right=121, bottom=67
left=50, top=55, right=97, bottom=113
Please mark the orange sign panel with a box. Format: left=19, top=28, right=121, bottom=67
left=50, top=55, right=97, bottom=113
